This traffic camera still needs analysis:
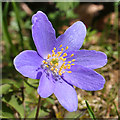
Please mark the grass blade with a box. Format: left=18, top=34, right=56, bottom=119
left=113, top=102, right=120, bottom=118
left=3, top=2, right=17, bottom=56
left=85, top=100, right=96, bottom=120
left=0, top=2, right=2, bottom=37
left=12, top=2, right=24, bottom=50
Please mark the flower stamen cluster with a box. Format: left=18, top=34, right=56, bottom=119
left=42, top=44, right=75, bottom=76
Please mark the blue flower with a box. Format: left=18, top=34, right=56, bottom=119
left=14, top=11, right=107, bottom=112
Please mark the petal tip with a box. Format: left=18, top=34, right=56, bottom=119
left=37, top=87, right=47, bottom=98
left=99, top=51, right=108, bottom=67
left=93, top=75, right=106, bottom=91
left=32, top=11, right=48, bottom=24
left=67, top=103, right=78, bottom=112
left=75, top=21, right=87, bottom=35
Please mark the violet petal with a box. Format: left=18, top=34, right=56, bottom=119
left=37, top=72, right=54, bottom=98
left=32, top=11, right=56, bottom=58
left=65, top=50, right=107, bottom=69
left=14, top=50, right=43, bottom=79
left=64, top=65, right=105, bottom=91
left=56, top=21, right=86, bottom=51
left=54, top=79, right=78, bottom=112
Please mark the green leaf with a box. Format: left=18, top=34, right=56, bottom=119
left=27, top=78, right=39, bottom=88
left=2, top=79, right=22, bottom=89
left=56, top=2, right=78, bottom=12
left=85, top=100, right=96, bottom=120
left=1, top=102, right=15, bottom=118
left=55, top=2, right=78, bottom=19
left=0, top=84, right=11, bottom=95
left=64, top=109, right=87, bottom=119
left=46, top=97, right=55, bottom=105
left=66, top=10, right=78, bottom=19
left=43, top=97, right=55, bottom=108
left=24, top=78, right=38, bottom=95
left=27, top=107, right=49, bottom=118
left=2, top=93, right=24, bottom=118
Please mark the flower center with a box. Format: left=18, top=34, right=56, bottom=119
left=42, top=45, right=75, bottom=76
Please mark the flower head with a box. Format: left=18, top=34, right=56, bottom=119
left=14, top=11, right=107, bottom=112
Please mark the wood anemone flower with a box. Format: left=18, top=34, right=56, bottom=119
left=14, top=11, right=107, bottom=112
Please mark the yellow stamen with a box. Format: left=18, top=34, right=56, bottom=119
left=57, top=52, right=61, bottom=54
left=55, top=63, right=59, bottom=66
left=55, top=54, right=57, bottom=57
left=63, top=58, right=66, bottom=62
left=72, top=59, right=75, bottom=62
left=68, top=61, right=71, bottom=63
left=65, top=46, right=68, bottom=50
left=61, top=62, right=65, bottom=67
left=42, top=60, right=48, bottom=64
left=58, top=69, right=62, bottom=74
left=52, top=50, right=54, bottom=53
left=64, top=66, right=67, bottom=69
left=60, top=44, right=62, bottom=48
left=42, top=60, right=45, bottom=64
left=70, top=54, right=74, bottom=57
left=59, top=67, right=63, bottom=70
left=47, top=54, right=51, bottom=59
left=50, top=62, right=53, bottom=66
left=60, top=57, right=63, bottom=60
left=52, top=50, right=55, bottom=57
left=52, top=58, right=55, bottom=61
left=61, top=48, right=64, bottom=51
left=57, top=52, right=62, bottom=57
left=62, top=53, right=67, bottom=57
left=59, top=72, right=62, bottom=76
left=67, top=66, right=71, bottom=69
left=55, top=58, right=59, bottom=61
left=51, top=67, right=54, bottom=71
left=55, top=68, right=58, bottom=71
left=54, top=48, right=56, bottom=51
left=52, top=53, right=55, bottom=57
left=62, top=71, right=65, bottom=74
left=67, top=64, right=71, bottom=67
left=46, top=65, right=49, bottom=68
left=67, top=71, right=72, bottom=73
left=71, top=64, right=75, bottom=65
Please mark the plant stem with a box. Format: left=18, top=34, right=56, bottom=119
left=35, top=95, right=41, bottom=120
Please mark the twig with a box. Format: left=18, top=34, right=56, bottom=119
left=35, top=95, right=41, bottom=120
left=20, top=3, right=32, bottom=16
left=21, top=85, right=25, bottom=118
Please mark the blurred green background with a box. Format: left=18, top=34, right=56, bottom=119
left=1, top=2, right=119, bottom=119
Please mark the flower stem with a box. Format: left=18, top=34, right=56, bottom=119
left=35, top=95, right=41, bottom=120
